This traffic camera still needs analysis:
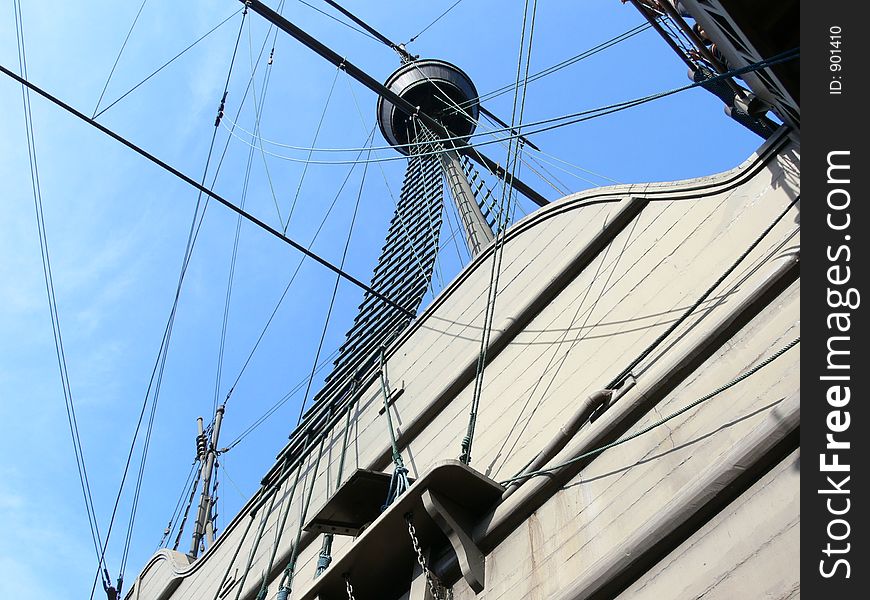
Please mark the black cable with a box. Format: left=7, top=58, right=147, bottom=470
left=295, top=135, right=373, bottom=426
left=222, top=128, right=378, bottom=409
left=172, top=461, right=203, bottom=551
left=156, top=458, right=198, bottom=549
left=212, top=109, right=259, bottom=415
left=462, top=0, right=537, bottom=465
left=284, top=65, right=342, bottom=232
left=94, top=8, right=243, bottom=120
left=452, top=22, right=652, bottom=111
left=115, top=12, right=252, bottom=586
left=0, top=63, right=415, bottom=319
left=296, top=0, right=383, bottom=44
left=86, top=12, right=251, bottom=599
left=213, top=49, right=797, bottom=165
left=405, top=0, right=465, bottom=45
left=504, top=48, right=800, bottom=140
left=92, top=0, right=150, bottom=117
left=12, top=0, right=110, bottom=586
left=224, top=347, right=340, bottom=451
left=504, top=337, right=800, bottom=484
left=606, top=194, right=801, bottom=390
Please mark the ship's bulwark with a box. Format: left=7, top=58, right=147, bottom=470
left=128, top=128, right=800, bottom=600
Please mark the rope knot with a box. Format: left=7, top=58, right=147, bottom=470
left=316, top=552, right=333, bottom=571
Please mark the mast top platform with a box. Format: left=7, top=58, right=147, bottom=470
left=376, top=59, right=479, bottom=155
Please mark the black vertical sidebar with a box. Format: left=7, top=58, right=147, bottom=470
left=802, top=1, right=867, bottom=597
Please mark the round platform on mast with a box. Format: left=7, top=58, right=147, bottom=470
left=376, top=59, right=479, bottom=155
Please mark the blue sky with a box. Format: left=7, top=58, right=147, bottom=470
left=0, top=1, right=761, bottom=598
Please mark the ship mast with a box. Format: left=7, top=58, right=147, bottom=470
left=242, top=0, right=549, bottom=209
left=188, top=404, right=225, bottom=558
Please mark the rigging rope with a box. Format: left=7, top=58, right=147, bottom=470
left=247, top=14, right=286, bottom=225
left=224, top=349, right=340, bottom=450
left=345, top=73, right=437, bottom=298
left=315, top=399, right=356, bottom=575
left=233, top=454, right=300, bottom=600
left=285, top=64, right=343, bottom=231
left=92, top=0, right=150, bottom=117
left=94, top=8, right=242, bottom=119
left=120, top=9, right=250, bottom=586
left=256, top=461, right=305, bottom=599
left=213, top=122, right=256, bottom=416
left=487, top=212, right=636, bottom=477
left=440, top=173, right=471, bottom=263
left=296, top=0, right=384, bottom=44
left=0, top=63, right=420, bottom=320
left=295, top=133, right=374, bottom=425
left=605, top=194, right=801, bottom=390
left=415, top=66, right=568, bottom=209
left=156, top=458, right=197, bottom=549
left=171, top=460, right=202, bottom=551
left=449, top=21, right=653, bottom=109
left=208, top=9, right=291, bottom=423
left=172, top=0, right=292, bottom=430
left=212, top=0, right=291, bottom=411
left=410, top=118, right=446, bottom=290
left=379, top=348, right=411, bottom=508
left=219, top=460, right=249, bottom=500
left=276, top=435, right=328, bottom=597
left=404, top=0, right=466, bottom=45
left=234, top=497, right=287, bottom=600
left=220, top=128, right=383, bottom=449
left=214, top=49, right=798, bottom=164
left=209, top=508, right=259, bottom=600
left=461, top=0, right=538, bottom=466
left=12, top=0, right=110, bottom=589
left=221, top=128, right=377, bottom=412
left=502, top=336, right=800, bottom=485
left=88, top=11, right=250, bottom=599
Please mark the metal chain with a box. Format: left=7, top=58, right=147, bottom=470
left=344, top=575, right=356, bottom=600
left=405, top=514, right=452, bottom=600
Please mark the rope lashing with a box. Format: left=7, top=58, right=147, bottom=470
left=214, top=91, right=228, bottom=127
left=382, top=465, right=411, bottom=512
left=379, top=347, right=411, bottom=509
left=316, top=537, right=334, bottom=573
left=316, top=381, right=358, bottom=576
left=277, top=558, right=294, bottom=599
left=276, top=434, right=328, bottom=596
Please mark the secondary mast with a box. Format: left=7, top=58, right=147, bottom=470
left=188, top=404, right=225, bottom=558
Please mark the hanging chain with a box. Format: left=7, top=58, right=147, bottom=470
left=405, top=514, right=453, bottom=600
left=344, top=575, right=357, bottom=600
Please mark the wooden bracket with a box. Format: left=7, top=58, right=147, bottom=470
left=421, top=490, right=486, bottom=593
left=297, top=460, right=502, bottom=600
